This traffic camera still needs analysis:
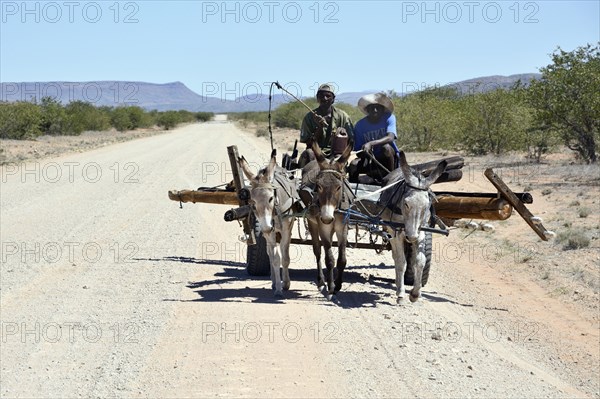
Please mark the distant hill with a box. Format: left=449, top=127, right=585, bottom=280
left=441, top=73, right=542, bottom=94
left=0, top=74, right=541, bottom=113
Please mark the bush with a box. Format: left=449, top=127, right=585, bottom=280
left=556, top=229, right=591, bottom=250
left=65, top=101, right=111, bottom=134
left=578, top=207, right=590, bottom=218
left=196, top=112, right=214, bottom=122
left=40, top=97, right=69, bottom=135
left=0, top=98, right=201, bottom=138
left=156, top=111, right=179, bottom=130
left=228, top=111, right=268, bottom=124
left=273, top=100, right=317, bottom=129
left=0, top=101, right=43, bottom=139
left=126, top=106, right=147, bottom=129
left=110, top=107, right=133, bottom=132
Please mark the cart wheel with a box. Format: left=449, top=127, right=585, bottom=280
left=403, top=231, right=432, bottom=287
left=246, top=214, right=270, bottom=276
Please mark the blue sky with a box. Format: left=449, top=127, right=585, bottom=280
left=1, top=0, right=598, bottom=98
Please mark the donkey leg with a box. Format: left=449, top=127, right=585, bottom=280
left=410, top=235, right=426, bottom=302
left=390, top=235, right=407, bottom=304
left=266, top=234, right=283, bottom=297
left=323, top=243, right=336, bottom=299
left=334, top=218, right=348, bottom=293
left=280, top=221, right=293, bottom=291
left=308, top=218, right=325, bottom=287
left=320, top=223, right=336, bottom=298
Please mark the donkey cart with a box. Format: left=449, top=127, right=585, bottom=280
left=168, top=145, right=553, bottom=287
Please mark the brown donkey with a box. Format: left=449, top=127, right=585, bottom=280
left=301, top=142, right=353, bottom=300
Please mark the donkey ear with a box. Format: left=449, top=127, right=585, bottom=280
left=238, top=156, right=256, bottom=182
left=270, top=148, right=277, bottom=159
left=424, top=160, right=448, bottom=188
left=265, top=154, right=277, bottom=181
left=335, top=144, right=353, bottom=168
left=398, top=151, right=419, bottom=186
left=311, top=141, right=327, bottom=164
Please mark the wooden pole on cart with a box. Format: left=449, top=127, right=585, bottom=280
left=227, top=145, right=257, bottom=245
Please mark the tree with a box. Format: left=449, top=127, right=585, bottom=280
left=394, top=87, right=462, bottom=151
left=526, top=43, right=600, bottom=163
left=459, top=88, right=529, bottom=155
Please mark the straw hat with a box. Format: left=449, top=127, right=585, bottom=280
left=358, top=92, right=394, bottom=115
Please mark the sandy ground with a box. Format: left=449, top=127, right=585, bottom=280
left=0, top=126, right=176, bottom=165
left=1, top=118, right=598, bottom=398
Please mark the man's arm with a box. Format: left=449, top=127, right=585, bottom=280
left=363, top=133, right=395, bottom=153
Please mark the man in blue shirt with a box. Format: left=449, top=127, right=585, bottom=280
left=348, top=93, right=399, bottom=183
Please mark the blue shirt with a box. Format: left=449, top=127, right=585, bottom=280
left=353, top=112, right=399, bottom=157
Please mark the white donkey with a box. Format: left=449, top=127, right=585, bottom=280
left=238, top=151, right=298, bottom=297
left=381, top=151, right=447, bottom=303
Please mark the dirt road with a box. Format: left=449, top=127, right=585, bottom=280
left=1, top=120, right=598, bottom=398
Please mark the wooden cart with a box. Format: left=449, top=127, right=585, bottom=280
left=169, top=145, right=552, bottom=284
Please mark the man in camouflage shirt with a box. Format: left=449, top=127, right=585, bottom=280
left=298, top=83, right=354, bottom=167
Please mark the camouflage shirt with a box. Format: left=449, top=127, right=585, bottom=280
left=299, top=106, right=354, bottom=151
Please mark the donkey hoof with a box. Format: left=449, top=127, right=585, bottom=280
left=409, top=293, right=420, bottom=303
left=283, top=282, right=290, bottom=291
left=327, top=294, right=336, bottom=301
left=396, top=296, right=406, bottom=305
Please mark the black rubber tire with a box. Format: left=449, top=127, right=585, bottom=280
left=246, top=214, right=270, bottom=276
left=403, top=231, right=433, bottom=287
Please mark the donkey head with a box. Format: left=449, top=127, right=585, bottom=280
left=311, top=141, right=352, bottom=224
left=238, top=150, right=278, bottom=234
left=398, top=151, right=447, bottom=242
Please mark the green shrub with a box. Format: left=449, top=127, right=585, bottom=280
left=40, top=97, right=69, bottom=135
left=256, top=128, right=268, bottom=137
left=110, top=107, right=133, bottom=132
left=195, top=112, right=213, bottom=122
left=156, top=111, right=179, bottom=130
left=0, top=101, right=43, bottom=139
left=65, top=101, right=111, bottom=134
left=273, top=100, right=317, bottom=129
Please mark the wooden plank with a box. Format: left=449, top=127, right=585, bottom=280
left=227, top=145, right=256, bottom=245
left=168, top=189, right=238, bottom=205
left=484, top=168, right=550, bottom=241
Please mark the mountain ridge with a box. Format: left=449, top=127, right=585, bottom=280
left=1, top=74, right=541, bottom=113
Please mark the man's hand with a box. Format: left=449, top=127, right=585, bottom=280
left=362, top=142, right=373, bottom=153
left=336, top=127, right=347, bottom=137
left=313, top=113, right=328, bottom=128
